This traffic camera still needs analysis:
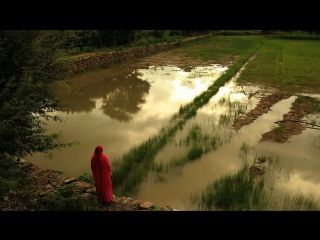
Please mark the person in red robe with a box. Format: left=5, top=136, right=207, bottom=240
left=91, top=145, right=113, bottom=204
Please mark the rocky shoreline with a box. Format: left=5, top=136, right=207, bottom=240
left=1, top=159, right=180, bottom=211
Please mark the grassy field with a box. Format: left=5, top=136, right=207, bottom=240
left=171, top=33, right=320, bottom=93
left=239, top=36, right=320, bottom=93
left=172, top=35, right=266, bottom=61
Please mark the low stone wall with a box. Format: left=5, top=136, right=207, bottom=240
left=71, top=34, right=214, bottom=74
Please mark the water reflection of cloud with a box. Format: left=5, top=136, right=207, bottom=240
left=169, top=78, right=211, bottom=102
left=275, top=173, right=320, bottom=200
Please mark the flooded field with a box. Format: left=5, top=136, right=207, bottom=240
left=129, top=69, right=320, bottom=210
left=25, top=63, right=228, bottom=178
left=26, top=54, right=320, bottom=210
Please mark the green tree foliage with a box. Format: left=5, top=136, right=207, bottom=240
left=169, top=30, right=182, bottom=36
left=150, top=30, right=164, bottom=38
left=261, top=30, right=275, bottom=34
left=181, top=30, right=209, bottom=36
left=306, top=30, right=315, bottom=37
left=281, top=30, right=292, bottom=37
left=98, top=30, right=135, bottom=47
left=0, top=30, right=78, bottom=195
left=66, top=30, right=101, bottom=52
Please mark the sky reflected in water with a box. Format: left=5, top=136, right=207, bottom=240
left=26, top=64, right=227, bottom=178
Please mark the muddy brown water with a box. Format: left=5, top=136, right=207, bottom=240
left=26, top=53, right=320, bottom=210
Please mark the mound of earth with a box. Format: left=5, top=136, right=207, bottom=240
left=232, top=92, right=291, bottom=130
left=259, top=96, right=314, bottom=143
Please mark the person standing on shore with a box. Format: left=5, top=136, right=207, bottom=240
left=91, top=145, right=113, bottom=204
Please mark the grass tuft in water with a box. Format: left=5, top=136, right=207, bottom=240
left=283, top=192, right=318, bottom=211
left=190, top=156, right=319, bottom=211
left=187, top=146, right=203, bottom=160
left=219, top=114, right=232, bottom=126
left=190, top=164, right=270, bottom=211
left=271, top=124, right=284, bottom=134
left=238, top=142, right=251, bottom=159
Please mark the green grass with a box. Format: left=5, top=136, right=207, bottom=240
left=219, top=114, right=232, bottom=126
left=190, top=154, right=319, bottom=211
left=238, top=36, right=320, bottom=93
left=39, top=185, right=100, bottom=211
left=51, top=169, right=64, bottom=174
left=282, top=192, right=318, bottom=211
left=78, top=172, right=94, bottom=185
left=238, top=142, right=251, bottom=159
left=271, top=124, right=284, bottom=134
left=190, top=164, right=271, bottom=211
left=307, top=97, right=320, bottom=114
left=187, top=146, right=204, bottom=160
left=15, top=183, right=100, bottom=211
left=172, top=35, right=265, bottom=62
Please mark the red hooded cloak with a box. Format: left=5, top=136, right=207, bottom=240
left=91, top=145, right=113, bottom=203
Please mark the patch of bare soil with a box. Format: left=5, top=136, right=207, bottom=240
left=232, top=92, right=292, bottom=130
left=232, top=90, right=317, bottom=143
left=259, top=96, right=313, bottom=143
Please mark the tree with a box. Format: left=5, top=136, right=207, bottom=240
left=281, top=30, right=292, bottom=37
left=0, top=30, right=78, bottom=195
left=69, top=30, right=100, bottom=52
left=306, top=30, right=315, bottom=38
left=181, top=30, right=210, bottom=36
left=261, top=30, right=274, bottom=34
left=98, top=30, right=135, bottom=47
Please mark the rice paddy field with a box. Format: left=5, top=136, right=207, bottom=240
left=26, top=31, right=320, bottom=210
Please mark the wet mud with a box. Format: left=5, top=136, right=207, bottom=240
left=232, top=92, right=291, bottom=130
left=232, top=90, right=318, bottom=143
left=259, top=96, right=314, bottom=143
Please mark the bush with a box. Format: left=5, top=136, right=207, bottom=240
left=78, top=172, right=94, bottom=185
left=169, top=30, right=182, bottom=36
left=150, top=30, right=164, bottom=38
left=0, top=155, right=31, bottom=196
left=41, top=186, right=99, bottom=211
left=187, top=146, right=203, bottom=160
